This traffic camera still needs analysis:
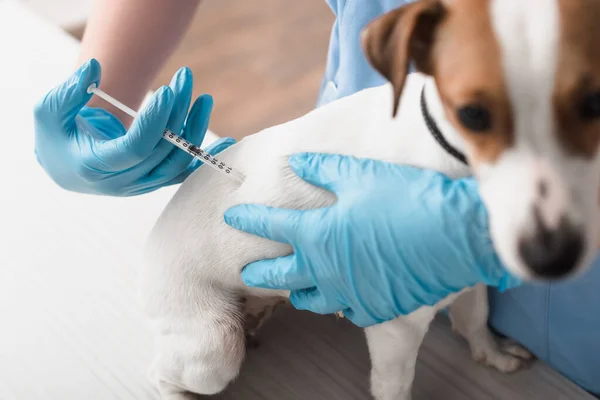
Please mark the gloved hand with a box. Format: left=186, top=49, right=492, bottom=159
left=34, top=59, right=235, bottom=196
left=224, top=153, right=521, bottom=327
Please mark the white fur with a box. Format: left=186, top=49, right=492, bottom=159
left=140, top=75, right=533, bottom=400
left=483, top=0, right=600, bottom=278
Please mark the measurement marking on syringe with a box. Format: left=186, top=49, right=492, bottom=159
left=162, top=132, right=235, bottom=175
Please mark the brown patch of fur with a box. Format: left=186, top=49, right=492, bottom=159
left=361, top=0, right=446, bottom=116
left=362, top=0, right=514, bottom=166
left=432, top=0, right=513, bottom=165
left=554, top=0, right=600, bottom=159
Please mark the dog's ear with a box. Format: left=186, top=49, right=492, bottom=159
left=362, top=0, right=446, bottom=116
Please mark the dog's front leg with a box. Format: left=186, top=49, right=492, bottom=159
left=449, top=284, right=533, bottom=373
left=365, top=307, right=437, bottom=400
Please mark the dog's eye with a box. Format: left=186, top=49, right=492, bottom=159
left=579, top=91, right=600, bottom=120
left=457, top=105, right=492, bottom=132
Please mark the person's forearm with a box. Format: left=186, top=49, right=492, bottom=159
left=79, top=0, right=200, bottom=123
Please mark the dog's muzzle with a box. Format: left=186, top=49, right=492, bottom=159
left=518, top=209, right=584, bottom=279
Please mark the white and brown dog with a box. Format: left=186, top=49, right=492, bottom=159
left=141, top=1, right=600, bottom=399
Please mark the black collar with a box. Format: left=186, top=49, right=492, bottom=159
left=420, top=85, right=469, bottom=166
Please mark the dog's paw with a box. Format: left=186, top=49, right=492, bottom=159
left=471, top=337, right=534, bottom=373
left=499, top=339, right=535, bottom=361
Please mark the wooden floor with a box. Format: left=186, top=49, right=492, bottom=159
left=211, top=308, right=594, bottom=400
left=153, top=0, right=334, bottom=140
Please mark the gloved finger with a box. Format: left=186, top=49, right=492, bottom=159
left=34, top=58, right=101, bottom=133
left=185, top=94, right=213, bottom=143
left=289, top=288, right=345, bottom=315
left=148, top=94, right=213, bottom=184
left=241, top=255, right=314, bottom=290
left=124, top=69, right=195, bottom=177
left=224, top=204, right=302, bottom=244
left=164, top=136, right=236, bottom=186
left=287, top=152, right=372, bottom=194
left=166, top=67, right=194, bottom=134
left=92, top=86, right=175, bottom=171
left=289, top=152, right=443, bottom=195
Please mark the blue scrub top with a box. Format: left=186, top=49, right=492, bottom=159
left=317, top=0, right=600, bottom=396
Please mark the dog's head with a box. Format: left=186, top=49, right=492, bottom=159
left=362, top=0, right=600, bottom=280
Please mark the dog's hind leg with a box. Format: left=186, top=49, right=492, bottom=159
left=449, top=284, right=534, bottom=373
left=365, top=307, right=437, bottom=400
left=147, top=287, right=246, bottom=399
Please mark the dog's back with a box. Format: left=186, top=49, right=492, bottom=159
left=145, top=74, right=464, bottom=286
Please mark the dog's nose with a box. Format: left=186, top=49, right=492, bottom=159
left=518, top=210, right=584, bottom=279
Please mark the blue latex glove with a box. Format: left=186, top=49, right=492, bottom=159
left=34, top=59, right=235, bottom=196
left=225, top=153, right=521, bottom=327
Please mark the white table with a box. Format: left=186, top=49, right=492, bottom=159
left=0, top=2, right=596, bottom=400
left=0, top=2, right=211, bottom=399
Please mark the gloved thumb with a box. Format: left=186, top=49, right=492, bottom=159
left=34, top=59, right=101, bottom=131
left=288, top=152, right=370, bottom=194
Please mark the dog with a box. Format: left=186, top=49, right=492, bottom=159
left=140, top=1, right=600, bottom=399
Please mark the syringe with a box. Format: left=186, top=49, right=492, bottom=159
left=87, top=84, right=245, bottom=183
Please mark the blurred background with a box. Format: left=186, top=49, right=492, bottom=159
left=19, top=0, right=334, bottom=139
